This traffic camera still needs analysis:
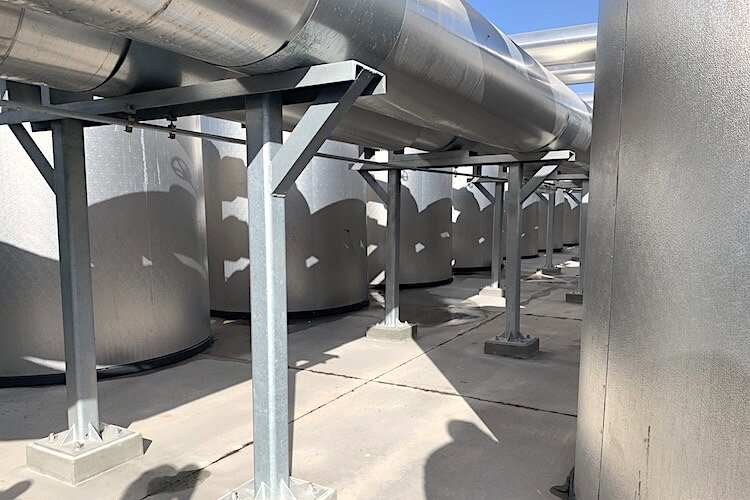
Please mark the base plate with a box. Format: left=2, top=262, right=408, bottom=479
left=27, top=424, right=143, bottom=485
left=366, top=323, right=417, bottom=342
left=219, top=477, right=336, bottom=500
left=566, top=292, right=584, bottom=304
left=539, top=267, right=563, bottom=275
left=484, top=336, right=540, bottom=359
left=478, top=286, right=506, bottom=299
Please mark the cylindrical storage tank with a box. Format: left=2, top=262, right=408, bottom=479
left=367, top=161, right=453, bottom=287
left=575, top=1, right=750, bottom=499
left=562, top=191, right=580, bottom=246
left=202, top=117, right=369, bottom=317
left=451, top=166, right=499, bottom=271
left=537, top=191, right=565, bottom=251
left=0, top=119, right=211, bottom=385
left=499, top=193, right=539, bottom=259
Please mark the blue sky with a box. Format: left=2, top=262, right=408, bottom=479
left=467, top=0, right=598, bottom=34
left=467, top=0, right=598, bottom=93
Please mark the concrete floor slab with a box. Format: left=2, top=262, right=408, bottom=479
left=0, top=260, right=581, bottom=500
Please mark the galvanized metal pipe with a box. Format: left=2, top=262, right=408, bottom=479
left=511, top=23, right=598, bottom=66
left=3, top=0, right=592, bottom=155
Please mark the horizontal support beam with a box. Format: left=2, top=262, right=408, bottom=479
left=0, top=61, right=385, bottom=125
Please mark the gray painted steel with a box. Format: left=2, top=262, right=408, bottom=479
left=367, top=166, right=453, bottom=287
left=537, top=192, right=564, bottom=251
left=451, top=166, right=499, bottom=270
left=0, top=118, right=211, bottom=379
left=562, top=192, right=581, bottom=245
left=3, top=0, right=592, bottom=155
left=202, top=117, right=369, bottom=315
left=576, top=1, right=750, bottom=499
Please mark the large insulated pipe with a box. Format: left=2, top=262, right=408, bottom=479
left=511, top=23, right=597, bottom=67
left=5, top=0, right=592, bottom=154
left=0, top=5, right=455, bottom=152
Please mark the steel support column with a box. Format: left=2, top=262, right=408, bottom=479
left=567, top=180, right=589, bottom=304
left=541, top=186, right=562, bottom=275
left=52, top=119, right=101, bottom=444
left=545, top=190, right=556, bottom=268
left=490, top=178, right=506, bottom=289
left=484, top=164, right=540, bottom=358
left=244, top=94, right=289, bottom=498
left=384, top=168, right=402, bottom=328
left=366, top=166, right=416, bottom=342
left=504, top=165, right=524, bottom=341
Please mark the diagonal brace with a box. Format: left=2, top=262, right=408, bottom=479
left=8, top=123, right=55, bottom=192
left=520, top=164, right=559, bottom=202
left=360, top=171, right=387, bottom=202
left=272, top=71, right=377, bottom=195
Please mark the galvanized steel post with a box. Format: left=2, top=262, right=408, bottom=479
left=577, top=180, right=589, bottom=292
left=384, top=168, right=402, bottom=327
left=504, top=165, right=524, bottom=341
left=490, top=176, right=505, bottom=289
left=545, top=188, right=556, bottom=269
left=51, top=119, right=101, bottom=443
left=245, top=93, right=289, bottom=498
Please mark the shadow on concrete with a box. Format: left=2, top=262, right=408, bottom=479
left=120, top=464, right=205, bottom=500
left=0, top=480, right=31, bottom=499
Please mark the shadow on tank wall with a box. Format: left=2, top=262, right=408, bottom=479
left=452, top=183, right=493, bottom=271
left=366, top=176, right=454, bottom=288
left=202, top=141, right=369, bottom=318
left=0, top=185, right=211, bottom=384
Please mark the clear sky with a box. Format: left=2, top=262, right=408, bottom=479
left=467, top=0, right=599, bottom=93
left=467, top=0, right=599, bottom=34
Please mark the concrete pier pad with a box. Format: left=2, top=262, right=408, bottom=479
left=26, top=424, right=143, bottom=485
left=566, top=292, right=584, bottom=304
left=220, top=477, right=336, bottom=500
left=366, top=322, right=417, bottom=342
left=484, top=336, right=540, bottom=359
left=540, top=267, right=563, bottom=275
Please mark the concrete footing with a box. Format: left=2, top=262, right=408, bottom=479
left=484, top=336, right=540, bottom=359
left=219, top=477, right=336, bottom=500
left=26, top=424, right=143, bottom=485
left=566, top=292, right=584, bottom=304
left=540, top=267, right=563, bottom=275
left=479, top=286, right=506, bottom=299
left=366, top=323, right=417, bottom=342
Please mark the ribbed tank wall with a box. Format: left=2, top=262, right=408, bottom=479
left=202, top=117, right=369, bottom=316
left=451, top=166, right=499, bottom=270
left=367, top=167, right=453, bottom=287
left=0, top=118, right=211, bottom=381
left=562, top=192, right=580, bottom=246
left=536, top=191, right=565, bottom=251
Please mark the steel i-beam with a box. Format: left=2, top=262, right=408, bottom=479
left=541, top=186, right=562, bottom=275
